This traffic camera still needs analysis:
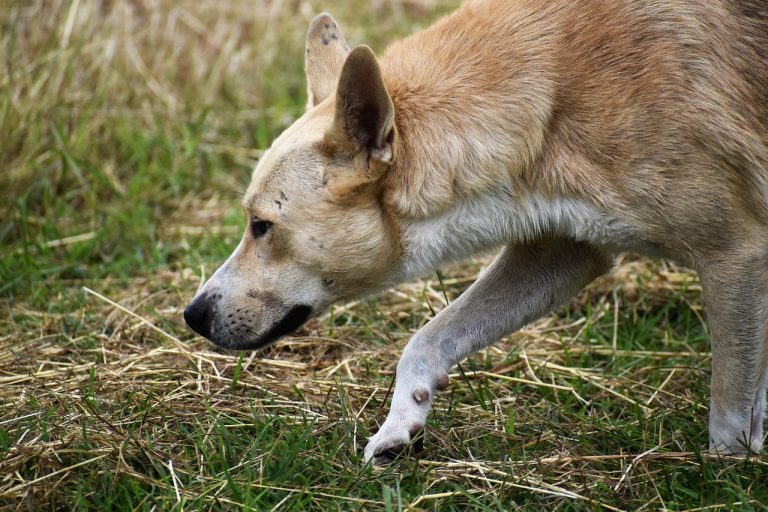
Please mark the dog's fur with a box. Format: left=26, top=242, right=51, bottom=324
left=184, top=0, right=768, bottom=462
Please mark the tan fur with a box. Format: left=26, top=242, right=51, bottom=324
left=381, top=0, right=768, bottom=249
left=185, top=0, right=768, bottom=460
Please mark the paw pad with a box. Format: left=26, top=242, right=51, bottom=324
left=412, top=388, right=429, bottom=404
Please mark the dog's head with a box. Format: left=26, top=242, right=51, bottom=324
left=184, top=14, right=402, bottom=349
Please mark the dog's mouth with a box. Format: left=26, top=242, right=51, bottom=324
left=214, top=304, right=312, bottom=351
left=249, top=304, right=313, bottom=349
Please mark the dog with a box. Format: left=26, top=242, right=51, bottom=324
left=184, top=0, right=768, bottom=463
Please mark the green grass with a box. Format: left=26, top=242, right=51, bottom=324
left=2, top=1, right=767, bottom=510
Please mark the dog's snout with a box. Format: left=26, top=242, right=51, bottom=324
left=184, top=292, right=213, bottom=340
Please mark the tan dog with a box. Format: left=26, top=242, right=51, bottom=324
left=184, top=0, right=768, bottom=462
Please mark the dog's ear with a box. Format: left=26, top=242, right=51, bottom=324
left=322, top=45, right=396, bottom=201
left=305, top=13, right=349, bottom=110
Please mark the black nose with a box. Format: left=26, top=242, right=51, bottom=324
left=184, top=292, right=213, bottom=339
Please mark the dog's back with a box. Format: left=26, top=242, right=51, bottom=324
left=552, top=0, right=768, bottom=242
left=670, top=0, right=768, bottom=222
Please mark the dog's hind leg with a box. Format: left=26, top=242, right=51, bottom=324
left=363, top=238, right=611, bottom=463
left=701, top=246, right=768, bottom=454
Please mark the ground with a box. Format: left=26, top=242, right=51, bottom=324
left=1, top=1, right=767, bottom=510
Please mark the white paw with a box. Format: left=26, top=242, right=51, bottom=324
left=709, top=413, right=762, bottom=455
left=709, top=434, right=761, bottom=456
left=364, top=420, right=423, bottom=464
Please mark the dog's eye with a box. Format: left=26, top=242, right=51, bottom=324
left=250, top=219, right=272, bottom=239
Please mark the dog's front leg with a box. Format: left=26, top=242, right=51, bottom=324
left=700, top=250, right=768, bottom=454
left=364, top=239, right=611, bottom=463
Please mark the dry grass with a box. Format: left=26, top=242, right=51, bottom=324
left=1, top=1, right=767, bottom=510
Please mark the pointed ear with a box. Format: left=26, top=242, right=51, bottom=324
left=323, top=45, right=396, bottom=200
left=305, top=13, right=350, bottom=110
left=329, top=45, right=395, bottom=162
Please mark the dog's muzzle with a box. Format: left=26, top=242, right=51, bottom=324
left=184, top=292, right=313, bottom=349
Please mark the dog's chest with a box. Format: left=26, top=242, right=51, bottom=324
left=402, top=187, right=650, bottom=277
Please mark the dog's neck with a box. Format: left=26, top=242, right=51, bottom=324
left=379, top=1, right=560, bottom=221
left=377, top=2, right=563, bottom=278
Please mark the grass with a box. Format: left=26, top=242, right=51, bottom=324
left=1, top=0, right=767, bottom=510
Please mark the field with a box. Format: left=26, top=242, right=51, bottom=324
left=2, top=0, right=767, bottom=510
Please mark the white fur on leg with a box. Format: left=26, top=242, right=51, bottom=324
left=365, top=241, right=611, bottom=463
left=750, top=382, right=767, bottom=451
left=364, top=416, right=421, bottom=462
left=709, top=406, right=762, bottom=455
left=364, top=348, right=443, bottom=462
